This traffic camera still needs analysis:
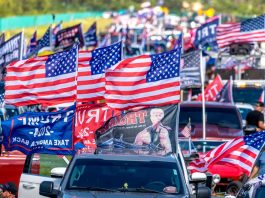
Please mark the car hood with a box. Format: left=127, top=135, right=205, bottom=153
left=180, top=124, right=243, bottom=139
left=61, top=190, right=187, bottom=198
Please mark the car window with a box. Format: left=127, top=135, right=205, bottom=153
left=67, top=159, right=182, bottom=194
left=180, top=106, right=241, bottom=129
left=193, top=141, right=224, bottom=154
left=26, top=154, right=71, bottom=177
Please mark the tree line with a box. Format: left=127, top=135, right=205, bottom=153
left=0, top=0, right=264, bottom=18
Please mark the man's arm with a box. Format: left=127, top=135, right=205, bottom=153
left=257, top=121, right=265, bottom=130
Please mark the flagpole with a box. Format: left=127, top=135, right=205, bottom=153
left=200, top=50, right=206, bottom=140
left=175, top=103, right=180, bottom=154
left=230, top=75, right=234, bottom=104
left=188, top=117, right=192, bottom=155
left=20, top=30, right=25, bottom=60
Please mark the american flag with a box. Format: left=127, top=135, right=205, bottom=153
left=180, top=122, right=191, bottom=138
left=77, top=42, right=122, bottom=102
left=180, top=50, right=201, bottom=89
left=26, top=30, right=37, bottom=55
left=188, top=132, right=265, bottom=175
left=0, top=93, right=4, bottom=104
left=217, top=14, right=265, bottom=48
left=53, top=22, right=62, bottom=35
left=105, top=48, right=181, bottom=110
left=84, top=22, right=97, bottom=48
left=52, top=22, right=62, bottom=45
left=25, top=27, right=51, bottom=59
left=5, top=45, right=78, bottom=106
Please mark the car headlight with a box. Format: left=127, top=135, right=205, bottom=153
left=213, top=174, right=221, bottom=184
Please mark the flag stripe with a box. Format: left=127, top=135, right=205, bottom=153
left=77, top=42, right=122, bottom=102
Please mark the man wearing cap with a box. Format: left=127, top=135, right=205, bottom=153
left=246, top=101, right=265, bottom=133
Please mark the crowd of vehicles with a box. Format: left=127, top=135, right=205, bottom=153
left=0, top=80, right=264, bottom=197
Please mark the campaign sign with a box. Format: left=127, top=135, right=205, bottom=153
left=55, top=24, right=84, bottom=50
left=2, top=106, right=75, bottom=155
left=97, top=105, right=178, bottom=155
left=0, top=32, right=23, bottom=67
left=75, top=104, right=121, bottom=149
left=193, top=17, right=219, bottom=52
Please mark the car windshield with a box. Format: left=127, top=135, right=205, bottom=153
left=233, top=87, right=263, bottom=106
left=67, top=159, right=182, bottom=194
left=193, top=141, right=225, bottom=154
left=179, top=106, right=241, bottom=129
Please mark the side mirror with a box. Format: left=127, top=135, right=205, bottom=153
left=191, top=172, right=207, bottom=182
left=197, top=186, right=211, bottom=198
left=50, top=167, right=66, bottom=178
left=39, top=181, right=57, bottom=198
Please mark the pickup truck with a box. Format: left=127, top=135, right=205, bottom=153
left=37, top=150, right=211, bottom=198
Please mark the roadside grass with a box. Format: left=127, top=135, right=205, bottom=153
left=4, top=18, right=112, bottom=42
left=40, top=154, right=71, bottom=176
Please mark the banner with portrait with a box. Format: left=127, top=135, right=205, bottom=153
left=96, top=105, right=178, bottom=155
left=55, top=23, right=84, bottom=50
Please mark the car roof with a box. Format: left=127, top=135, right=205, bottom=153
left=180, top=101, right=237, bottom=108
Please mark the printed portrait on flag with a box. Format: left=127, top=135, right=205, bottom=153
left=97, top=105, right=178, bottom=155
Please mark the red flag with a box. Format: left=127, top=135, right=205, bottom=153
left=197, top=75, right=223, bottom=101
left=75, top=103, right=121, bottom=148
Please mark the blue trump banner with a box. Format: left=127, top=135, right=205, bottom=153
left=0, top=32, right=23, bottom=67
left=193, top=17, right=219, bottom=53
left=2, top=105, right=75, bottom=155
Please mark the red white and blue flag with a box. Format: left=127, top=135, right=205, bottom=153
left=105, top=48, right=181, bottom=110
left=5, top=45, right=78, bottom=106
left=84, top=22, right=97, bottom=48
left=26, top=30, right=37, bottom=56
left=25, top=27, right=51, bottom=59
left=217, top=14, right=265, bottom=48
left=188, top=132, right=265, bottom=176
left=77, top=42, right=122, bottom=102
